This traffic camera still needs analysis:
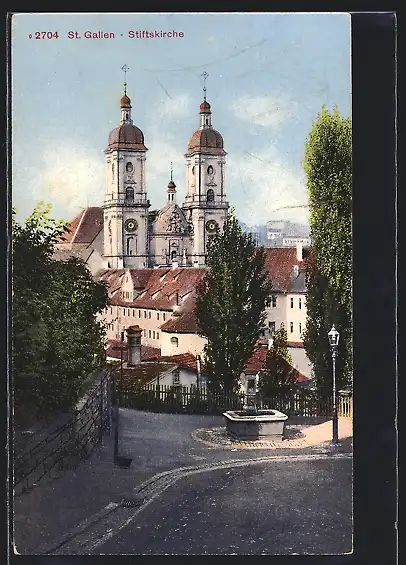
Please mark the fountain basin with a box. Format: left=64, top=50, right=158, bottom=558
left=223, top=409, right=288, bottom=441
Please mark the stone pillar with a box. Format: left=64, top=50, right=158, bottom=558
left=126, top=325, right=142, bottom=366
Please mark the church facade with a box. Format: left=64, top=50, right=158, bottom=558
left=68, top=87, right=229, bottom=271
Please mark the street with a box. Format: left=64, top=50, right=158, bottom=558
left=89, top=457, right=353, bottom=555
left=13, top=409, right=352, bottom=555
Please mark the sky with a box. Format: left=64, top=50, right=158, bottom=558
left=11, top=12, right=351, bottom=227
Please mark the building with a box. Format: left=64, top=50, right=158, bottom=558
left=54, top=83, right=313, bottom=380
left=55, top=85, right=228, bottom=271
left=266, top=220, right=311, bottom=248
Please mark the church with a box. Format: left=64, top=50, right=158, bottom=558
left=55, top=78, right=229, bottom=271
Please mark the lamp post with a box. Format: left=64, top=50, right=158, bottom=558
left=111, top=332, right=126, bottom=464
left=328, top=325, right=340, bottom=445
left=196, top=355, right=201, bottom=392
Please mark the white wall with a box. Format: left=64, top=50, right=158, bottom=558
left=285, top=293, right=307, bottom=342
left=161, top=331, right=206, bottom=357
left=288, top=346, right=313, bottom=379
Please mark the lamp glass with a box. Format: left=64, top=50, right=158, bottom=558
left=328, top=325, right=340, bottom=347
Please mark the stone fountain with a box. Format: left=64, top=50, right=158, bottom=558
left=223, top=395, right=288, bottom=441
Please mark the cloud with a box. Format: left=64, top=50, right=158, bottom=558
left=228, top=147, right=309, bottom=226
left=36, top=142, right=104, bottom=213
left=230, top=94, right=298, bottom=129
left=151, top=92, right=192, bottom=121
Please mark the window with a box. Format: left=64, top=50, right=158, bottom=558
left=148, top=330, right=151, bottom=338
left=206, top=189, right=215, bottom=202
left=112, top=162, right=114, bottom=181
left=247, top=379, right=255, bottom=391
left=290, top=297, right=294, bottom=308
left=163, top=313, right=166, bottom=321
left=299, top=322, right=302, bottom=334
left=170, top=336, right=179, bottom=347
left=125, top=187, right=134, bottom=201
left=299, top=298, right=302, bottom=310
left=207, top=165, right=214, bottom=175
left=156, top=332, right=159, bottom=339
left=148, top=311, right=151, bottom=319
left=143, top=330, right=146, bottom=337
left=133, top=310, right=135, bottom=317
left=138, top=310, right=141, bottom=318
left=157, top=312, right=160, bottom=320
left=153, top=331, right=156, bottom=339
left=126, top=236, right=133, bottom=256
left=110, top=307, right=112, bottom=315
left=144, top=311, right=147, bottom=318
left=272, top=296, right=277, bottom=308
left=173, top=369, right=180, bottom=385
left=268, top=321, right=276, bottom=335
left=290, top=322, right=294, bottom=333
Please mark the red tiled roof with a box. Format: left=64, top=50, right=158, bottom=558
left=130, top=269, right=155, bottom=289
left=103, top=267, right=207, bottom=313
left=57, top=207, right=103, bottom=245
left=160, top=307, right=200, bottom=333
left=263, top=247, right=305, bottom=293
left=244, top=344, right=309, bottom=383
left=105, top=340, right=161, bottom=362
left=158, top=352, right=205, bottom=372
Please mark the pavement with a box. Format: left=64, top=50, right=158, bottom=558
left=12, top=409, right=352, bottom=555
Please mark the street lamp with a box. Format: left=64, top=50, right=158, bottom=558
left=328, top=325, right=340, bottom=445
left=196, top=355, right=201, bottom=392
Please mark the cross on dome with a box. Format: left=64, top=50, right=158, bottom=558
left=121, top=64, right=129, bottom=95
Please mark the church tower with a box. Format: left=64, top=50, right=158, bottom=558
left=103, top=67, right=149, bottom=269
left=183, top=73, right=228, bottom=266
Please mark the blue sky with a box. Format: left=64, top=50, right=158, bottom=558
left=11, top=12, right=351, bottom=227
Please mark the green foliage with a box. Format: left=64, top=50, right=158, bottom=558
left=258, top=325, right=296, bottom=396
left=302, top=106, right=353, bottom=395
left=12, top=203, right=109, bottom=421
left=195, top=210, right=273, bottom=393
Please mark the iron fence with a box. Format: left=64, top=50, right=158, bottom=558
left=117, top=383, right=352, bottom=418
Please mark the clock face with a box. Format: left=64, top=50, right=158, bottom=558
left=125, top=218, right=138, bottom=233
left=205, top=219, right=218, bottom=233
left=126, top=162, right=134, bottom=173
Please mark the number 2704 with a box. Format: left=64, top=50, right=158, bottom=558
left=35, top=31, right=59, bottom=39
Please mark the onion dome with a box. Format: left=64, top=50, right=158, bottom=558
left=200, top=101, right=211, bottom=113
left=167, top=180, right=176, bottom=192
left=187, top=128, right=224, bottom=154
left=107, top=123, right=147, bottom=150
left=120, top=94, right=132, bottom=108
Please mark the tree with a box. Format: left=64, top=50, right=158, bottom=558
left=12, top=203, right=109, bottom=421
left=302, top=106, right=352, bottom=396
left=195, top=210, right=273, bottom=393
left=258, top=324, right=296, bottom=396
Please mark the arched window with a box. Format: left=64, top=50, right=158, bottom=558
left=112, top=163, right=114, bottom=181
left=126, top=236, right=133, bottom=256
left=171, top=249, right=177, bottom=261
left=125, top=187, right=134, bottom=201
left=170, top=336, right=179, bottom=347
left=207, top=189, right=215, bottom=202
left=207, top=165, right=214, bottom=175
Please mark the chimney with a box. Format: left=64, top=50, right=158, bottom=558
left=126, top=325, right=142, bottom=366
left=296, top=241, right=303, bottom=262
